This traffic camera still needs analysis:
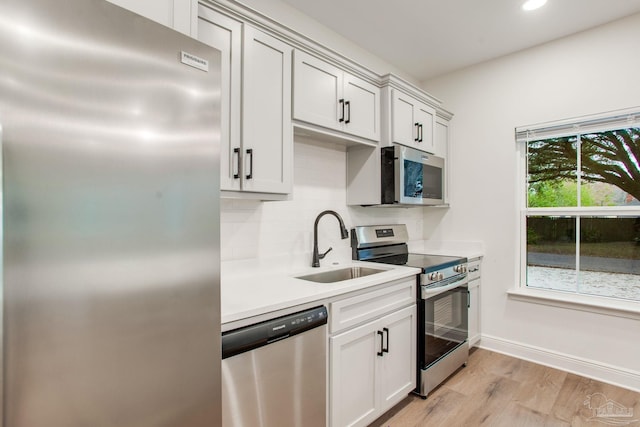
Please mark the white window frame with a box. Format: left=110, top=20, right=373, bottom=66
left=509, top=107, right=640, bottom=320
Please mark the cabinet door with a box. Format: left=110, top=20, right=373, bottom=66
left=197, top=7, right=242, bottom=191
left=434, top=117, right=449, bottom=159
left=435, top=118, right=449, bottom=202
left=242, top=26, right=293, bottom=194
left=105, top=0, right=196, bottom=35
left=468, top=279, right=480, bottom=347
left=330, top=321, right=379, bottom=427
left=391, top=91, right=418, bottom=149
left=378, top=305, right=416, bottom=412
left=105, top=0, right=173, bottom=26
left=415, top=104, right=435, bottom=153
left=293, top=50, right=343, bottom=132
left=343, top=74, right=380, bottom=142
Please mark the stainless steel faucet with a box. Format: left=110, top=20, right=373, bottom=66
left=312, top=210, right=349, bottom=267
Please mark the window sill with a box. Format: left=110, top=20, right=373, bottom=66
left=507, top=288, right=640, bottom=321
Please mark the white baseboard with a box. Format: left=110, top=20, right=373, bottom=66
left=478, top=334, right=640, bottom=393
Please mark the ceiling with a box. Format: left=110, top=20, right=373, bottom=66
left=280, top=0, right=640, bottom=81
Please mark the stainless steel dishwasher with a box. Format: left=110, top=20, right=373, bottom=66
left=221, top=306, right=328, bottom=427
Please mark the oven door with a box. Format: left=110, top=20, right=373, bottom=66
left=419, top=285, right=468, bottom=369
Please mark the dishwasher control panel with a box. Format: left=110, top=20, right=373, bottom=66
left=222, top=306, right=328, bottom=359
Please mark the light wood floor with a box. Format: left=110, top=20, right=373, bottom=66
left=370, top=348, right=640, bottom=427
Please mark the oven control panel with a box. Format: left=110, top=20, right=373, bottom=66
left=421, top=263, right=468, bottom=287
left=453, top=265, right=467, bottom=274
left=427, top=272, right=444, bottom=281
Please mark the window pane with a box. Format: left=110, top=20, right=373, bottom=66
left=526, top=216, right=577, bottom=292
left=580, top=128, right=640, bottom=207
left=577, top=216, right=640, bottom=300
left=527, top=136, right=578, bottom=207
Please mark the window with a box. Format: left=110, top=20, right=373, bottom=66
left=517, top=109, right=640, bottom=302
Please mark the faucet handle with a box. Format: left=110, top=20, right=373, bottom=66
left=319, top=247, right=333, bottom=260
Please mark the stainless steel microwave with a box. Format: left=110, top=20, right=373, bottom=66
left=380, top=144, right=445, bottom=206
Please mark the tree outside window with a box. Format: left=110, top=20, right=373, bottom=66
left=524, top=127, right=640, bottom=301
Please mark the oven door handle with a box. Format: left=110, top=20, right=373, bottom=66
left=421, top=276, right=467, bottom=299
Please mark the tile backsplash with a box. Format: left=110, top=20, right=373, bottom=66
left=220, top=138, right=425, bottom=265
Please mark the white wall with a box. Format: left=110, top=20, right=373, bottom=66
left=231, top=0, right=419, bottom=85
left=221, top=139, right=425, bottom=264
left=422, top=13, right=640, bottom=390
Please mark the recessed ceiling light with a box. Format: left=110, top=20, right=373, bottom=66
left=522, top=0, right=547, bottom=11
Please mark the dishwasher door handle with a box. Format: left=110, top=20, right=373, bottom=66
left=267, top=334, right=290, bottom=344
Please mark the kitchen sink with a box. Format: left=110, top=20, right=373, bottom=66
left=296, top=266, right=385, bottom=283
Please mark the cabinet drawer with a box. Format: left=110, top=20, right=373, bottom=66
left=468, top=259, right=481, bottom=281
left=330, top=278, right=416, bottom=334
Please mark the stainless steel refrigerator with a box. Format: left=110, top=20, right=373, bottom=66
left=0, top=0, right=221, bottom=425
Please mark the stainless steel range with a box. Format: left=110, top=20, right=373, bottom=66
left=351, top=224, right=469, bottom=398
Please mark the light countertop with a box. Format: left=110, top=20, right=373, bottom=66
left=221, top=258, right=420, bottom=326
left=221, top=240, right=484, bottom=327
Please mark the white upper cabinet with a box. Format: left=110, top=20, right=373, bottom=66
left=343, top=74, right=380, bottom=142
left=105, top=0, right=197, bottom=35
left=435, top=117, right=449, bottom=159
left=241, top=26, right=293, bottom=194
left=293, top=52, right=342, bottom=132
left=197, top=7, right=242, bottom=192
left=391, top=89, right=435, bottom=153
left=293, top=50, right=380, bottom=143
left=198, top=6, right=293, bottom=197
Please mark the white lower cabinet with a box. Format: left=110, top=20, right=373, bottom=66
left=377, top=306, right=417, bottom=410
left=468, top=280, right=480, bottom=347
left=467, top=257, right=482, bottom=347
left=329, top=279, right=416, bottom=427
